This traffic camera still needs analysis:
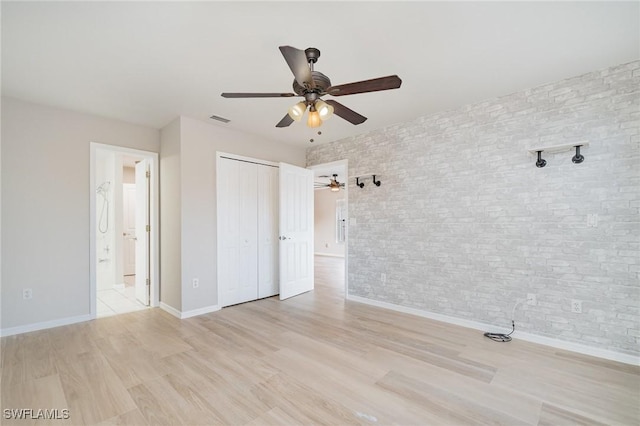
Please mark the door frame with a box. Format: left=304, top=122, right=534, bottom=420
left=89, top=142, right=160, bottom=318
left=308, top=159, right=349, bottom=298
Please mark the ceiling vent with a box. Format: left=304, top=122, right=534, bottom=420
left=209, top=114, right=230, bottom=123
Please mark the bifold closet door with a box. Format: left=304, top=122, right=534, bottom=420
left=258, top=165, right=279, bottom=298
left=219, top=159, right=258, bottom=307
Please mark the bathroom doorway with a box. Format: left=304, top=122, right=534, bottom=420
left=90, top=143, right=159, bottom=318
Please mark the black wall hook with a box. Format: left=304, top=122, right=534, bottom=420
left=535, top=151, right=547, bottom=168
left=372, top=175, right=381, bottom=186
left=572, top=145, right=584, bottom=164
left=355, top=177, right=365, bottom=188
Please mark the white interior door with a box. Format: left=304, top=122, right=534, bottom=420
left=122, top=183, right=136, bottom=276
left=135, top=160, right=150, bottom=306
left=279, top=162, right=314, bottom=300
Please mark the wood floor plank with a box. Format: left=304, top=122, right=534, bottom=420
left=376, top=370, right=526, bottom=425
left=365, top=346, right=542, bottom=424
left=54, top=349, right=137, bottom=424
left=492, top=361, right=639, bottom=425
left=259, top=347, right=443, bottom=425
left=537, top=403, right=610, bottom=426
left=94, top=408, right=149, bottom=426
left=1, top=374, right=71, bottom=426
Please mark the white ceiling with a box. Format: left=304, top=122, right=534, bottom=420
left=2, top=2, right=638, bottom=148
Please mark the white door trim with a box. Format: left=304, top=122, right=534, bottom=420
left=90, top=143, right=159, bottom=318
left=308, top=160, right=349, bottom=299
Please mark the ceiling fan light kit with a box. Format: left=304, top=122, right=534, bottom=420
left=221, top=45, right=402, bottom=129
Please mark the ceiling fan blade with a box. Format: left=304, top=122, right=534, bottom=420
left=275, top=114, right=294, bottom=128
left=325, top=100, right=367, bottom=125
left=327, top=75, right=402, bottom=96
left=221, top=92, right=296, bottom=98
left=279, top=46, right=315, bottom=89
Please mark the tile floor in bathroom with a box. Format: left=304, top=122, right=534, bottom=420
left=97, top=275, right=149, bottom=317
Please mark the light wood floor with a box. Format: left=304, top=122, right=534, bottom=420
left=2, top=256, right=639, bottom=425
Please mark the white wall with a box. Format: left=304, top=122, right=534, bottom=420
left=1, top=97, right=159, bottom=331
left=314, top=188, right=345, bottom=257
left=159, top=117, right=182, bottom=311
left=160, top=116, right=307, bottom=314
left=307, top=61, right=640, bottom=358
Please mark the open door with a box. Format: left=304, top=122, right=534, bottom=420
left=135, top=159, right=150, bottom=306
left=279, top=162, right=314, bottom=300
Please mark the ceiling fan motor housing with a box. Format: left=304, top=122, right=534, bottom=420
left=293, top=71, right=332, bottom=96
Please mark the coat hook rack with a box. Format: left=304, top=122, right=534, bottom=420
left=535, top=151, right=547, bottom=168
left=355, top=177, right=365, bottom=188
left=572, top=145, right=585, bottom=164
left=372, top=175, right=381, bottom=186
left=528, top=141, right=589, bottom=168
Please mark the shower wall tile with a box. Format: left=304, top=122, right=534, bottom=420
left=307, top=60, right=640, bottom=357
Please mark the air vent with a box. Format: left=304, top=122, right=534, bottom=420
left=209, top=114, right=230, bottom=123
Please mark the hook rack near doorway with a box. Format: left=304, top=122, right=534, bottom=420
left=353, top=174, right=381, bottom=188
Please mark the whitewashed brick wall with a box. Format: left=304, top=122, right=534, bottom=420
left=307, top=61, right=640, bottom=356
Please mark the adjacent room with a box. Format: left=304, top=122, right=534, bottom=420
left=1, top=2, right=638, bottom=425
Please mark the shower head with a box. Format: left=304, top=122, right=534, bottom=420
left=96, top=181, right=111, bottom=195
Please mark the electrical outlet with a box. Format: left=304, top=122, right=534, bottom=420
left=526, top=293, right=537, bottom=306
left=23, top=288, right=33, bottom=300
left=192, top=278, right=199, bottom=289
left=381, top=273, right=387, bottom=283
left=571, top=299, right=582, bottom=313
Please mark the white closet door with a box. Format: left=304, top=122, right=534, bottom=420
left=219, top=159, right=258, bottom=307
left=258, top=165, right=279, bottom=298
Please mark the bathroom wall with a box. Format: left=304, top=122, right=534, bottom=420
left=307, top=61, right=640, bottom=358
left=95, top=150, right=117, bottom=291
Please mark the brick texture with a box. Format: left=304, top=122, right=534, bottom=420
left=307, top=61, right=640, bottom=356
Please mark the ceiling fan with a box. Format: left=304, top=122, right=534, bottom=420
left=315, top=174, right=345, bottom=192
left=221, top=46, right=402, bottom=128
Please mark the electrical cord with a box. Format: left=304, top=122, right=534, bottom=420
left=484, top=320, right=515, bottom=342
left=483, top=301, right=522, bottom=343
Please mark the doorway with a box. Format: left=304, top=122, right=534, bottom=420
left=308, top=160, right=348, bottom=297
left=90, top=143, right=159, bottom=318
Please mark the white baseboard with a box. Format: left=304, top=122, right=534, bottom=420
left=314, top=252, right=345, bottom=258
left=0, top=314, right=93, bottom=337
left=159, top=302, right=182, bottom=318
left=346, top=295, right=640, bottom=366
left=113, top=283, right=125, bottom=290
left=181, top=305, right=220, bottom=319
left=159, top=302, right=220, bottom=319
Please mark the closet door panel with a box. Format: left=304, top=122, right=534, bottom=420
left=258, top=165, right=279, bottom=298
left=219, top=159, right=258, bottom=307
left=237, top=161, right=259, bottom=304
left=219, top=158, right=239, bottom=307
